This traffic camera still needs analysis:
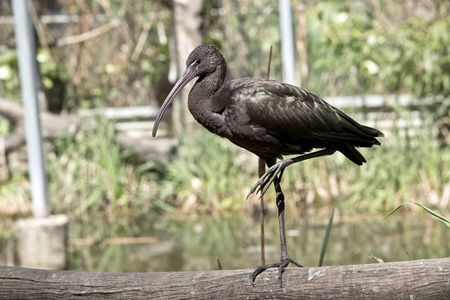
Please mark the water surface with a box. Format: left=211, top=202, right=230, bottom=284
left=66, top=210, right=449, bottom=273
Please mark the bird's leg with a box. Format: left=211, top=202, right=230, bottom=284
left=250, top=177, right=302, bottom=287
left=249, top=149, right=335, bottom=287
left=247, top=148, right=336, bottom=199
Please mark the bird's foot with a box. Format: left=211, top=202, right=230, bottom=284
left=250, top=257, right=303, bottom=288
left=247, top=161, right=286, bottom=199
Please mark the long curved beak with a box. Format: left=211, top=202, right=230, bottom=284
left=152, top=65, right=197, bottom=137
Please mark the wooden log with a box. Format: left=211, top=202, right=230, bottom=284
left=0, top=98, right=174, bottom=161
left=0, top=258, right=448, bottom=299
left=0, top=98, right=79, bottom=155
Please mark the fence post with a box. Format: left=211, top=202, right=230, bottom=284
left=279, top=0, right=296, bottom=85
left=12, top=0, right=49, bottom=217
left=12, top=0, right=68, bottom=270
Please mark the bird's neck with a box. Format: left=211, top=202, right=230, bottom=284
left=188, top=65, right=227, bottom=122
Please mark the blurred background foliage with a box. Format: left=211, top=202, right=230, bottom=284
left=0, top=0, right=449, bottom=227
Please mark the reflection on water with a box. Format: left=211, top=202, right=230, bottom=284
left=66, top=211, right=449, bottom=273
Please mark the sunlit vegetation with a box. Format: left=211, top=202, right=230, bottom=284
left=0, top=0, right=448, bottom=219
left=0, top=1, right=448, bottom=269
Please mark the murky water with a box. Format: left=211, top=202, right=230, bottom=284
left=65, top=210, right=449, bottom=273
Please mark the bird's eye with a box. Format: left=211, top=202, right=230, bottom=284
left=188, top=59, right=200, bottom=67
left=188, top=59, right=201, bottom=69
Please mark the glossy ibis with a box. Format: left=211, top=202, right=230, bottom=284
left=152, top=44, right=383, bottom=286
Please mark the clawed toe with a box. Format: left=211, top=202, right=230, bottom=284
left=250, top=257, right=303, bottom=288
left=246, top=164, right=283, bottom=199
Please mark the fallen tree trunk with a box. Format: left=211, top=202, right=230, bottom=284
left=0, top=98, right=79, bottom=155
left=0, top=258, right=448, bottom=299
left=0, top=98, right=175, bottom=161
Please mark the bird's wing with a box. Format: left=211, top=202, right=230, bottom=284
left=224, top=78, right=344, bottom=144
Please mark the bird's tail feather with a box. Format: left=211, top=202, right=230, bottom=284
left=338, top=143, right=367, bottom=165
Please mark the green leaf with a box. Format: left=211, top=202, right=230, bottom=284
left=217, top=257, right=223, bottom=270
left=319, top=208, right=335, bottom=267
left=411, top=202, right=450, bottom=228
left=379, top=201, right=450, bottom=227
left=369, top=254, right=385, bottom=264
left=0, top=50, right=17, bottom=65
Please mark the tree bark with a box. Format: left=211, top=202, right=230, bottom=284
left=0, top=258, right=448, bottom=299
left=170, top=0, right=204, bottom=135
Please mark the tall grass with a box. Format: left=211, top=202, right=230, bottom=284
left=2, top=112, right=448, bottom=225
left=46, top=116, right=157, bottom=224
left=158, top=113, right=449, bottom=219
left=157, top=123, right=257, bottom=215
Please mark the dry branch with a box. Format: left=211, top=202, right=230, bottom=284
left=0, top=258, right=448, bottom=299
left=56, top=19, right=124, bottom=47
left=67, top=236, right=158, bottom=246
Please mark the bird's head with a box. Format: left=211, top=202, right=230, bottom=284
left=185, top=44, right=226, bottom=78
left=152, top=45, right=225, bottom=137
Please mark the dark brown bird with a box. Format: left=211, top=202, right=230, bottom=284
left=152, top=44, right=383, bottom=286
